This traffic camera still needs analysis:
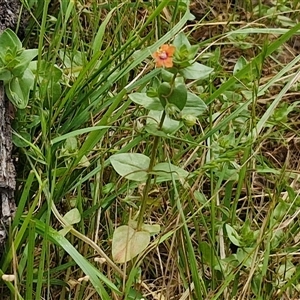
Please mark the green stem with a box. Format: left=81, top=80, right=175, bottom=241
left=137, top=111, right=166, bottom=230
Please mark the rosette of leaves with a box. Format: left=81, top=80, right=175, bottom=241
left=0, top=29, right=37, bottom=109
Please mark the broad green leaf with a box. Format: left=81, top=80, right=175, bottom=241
left=0, top=29, right=22, bottom=57
left=161, top=69, right=174, bottom=82
left=168, top=84, right=187, bottom=110
left=30, top=60, right=62, bottom=82
left=26, top=115, right=40, bottom=129
left=233, top=56, right=248, bottom=75
left=49, top=82, right=62, bottom=103
left=129, top=93, right=163, bottom=111
left=152, top=162, right=189, bottom=181
left=181, top=62, right=213, bottom=80
left=12, top=49, right=38, bottom=77
left=173, top=32, right=191, bottom=49
left=158, top=82, right=172, bottom=107
left=12, top=130, right=31, bottom=147
left=0, top=68, right=12, bottom=81
left=147, top=110, right=181, bottom=134
left=157, top=81, right=188, bottom=112
left=62, top=208, right=81, bottom=225
left=112, top=225, right=150, bottom=263
left=65, top=136, right=78, bottom=153
left=5, top=69, right=34, bottom=109
left=58, top=50, right=83, bottom=69
left=273, top=201, right=289, bottom=221
left=144, top=124, right=169, bottom=137
left=128, top=220, right=161, bottom=236
left=225, top=224, right=241, bottom=247
left=236, top=248, right=254, bottom=267
left=181, top=92, right=207, bottom=116
left=277, top=260, right=296, bottom=283
left=126, top=288, right=144, bottom=300
left=78, top=155, right=90, bottom=168
left=200, top=241, right=216, bottom=266
left=110, top=153, right=150, bottom=182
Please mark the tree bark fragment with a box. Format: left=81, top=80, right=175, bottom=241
left=0, top=0, right=24, bottom=250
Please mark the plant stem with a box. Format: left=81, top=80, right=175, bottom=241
left=137, top=111, right=166, bottom=230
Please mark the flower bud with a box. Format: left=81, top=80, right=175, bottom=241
left=181, top=114, right=197, bottom=127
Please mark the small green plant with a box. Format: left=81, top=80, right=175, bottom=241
left=110, top=32, right=213, bottom=263
left=0, top=29, right=37, bottom=109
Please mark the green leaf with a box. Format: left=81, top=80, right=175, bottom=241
left=110, top=153, right=150, bottom=182
left=277, top=260, right=296, bottom=283
left=112, top=225, right=150, bottom=263
left=144, top=124, right=169, bottom=137
left=128, top=220, right=161, bottom=236
left=225, top=224, right=241, bottom=247
left=30, top=60, right=62, bottom=83
left=26, top=115, right=40, bottom=129
left=168, top=84, right=187, bottom=110
left=126, top=288, right=144, bottom=300
left=273, top=201, right=289, bottom=221
left=5, top=69, right=34, bottom=109
left=0, top=29, right=22, bottom=56
left=129, top=93, right=163, bottom=111
left=59, top=225, right=73, bottom=237
left=12, top=130, right=31, bottom=147
left=152, top=162, right=189, bottom=181
left=147, top=110, right=181, bottom=134
left=158, top=83, right=187, bottom=111
left=12, top=49, right=38, bottom=77
left=187, top=45, right=199, bottom=60
left=158, top=82, right=172, bottom=107
left=233, top=56, right=248, bottom=75
left=173, top=32, right=191, bottom=49
left=200, top=241, right=216, bottom=266
left=62, top=208, right=81, bottom=225
left=92, top=7, right=117, bottom=54
left=0, top=68, right=12, bottom=81
left=51, top=126, right=111, bottom=145
left=65, top=136, right=78, bottom=153
left=181, top=62, right=213, bottom=80
left=78, top=155, right=90, bottom=168
left=181, top=92, right=207, bottom=116
left=161, top=69, right=174, bottom=82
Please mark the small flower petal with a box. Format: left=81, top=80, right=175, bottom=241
left=152, top=44, right=176, bottom=68
left=161, top=44, right=176, bottom=56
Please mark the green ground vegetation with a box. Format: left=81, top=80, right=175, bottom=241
left=1, top=0, right=300, bottom=299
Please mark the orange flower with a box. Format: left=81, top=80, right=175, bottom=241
left=152, top=44, right=176, bottom=68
